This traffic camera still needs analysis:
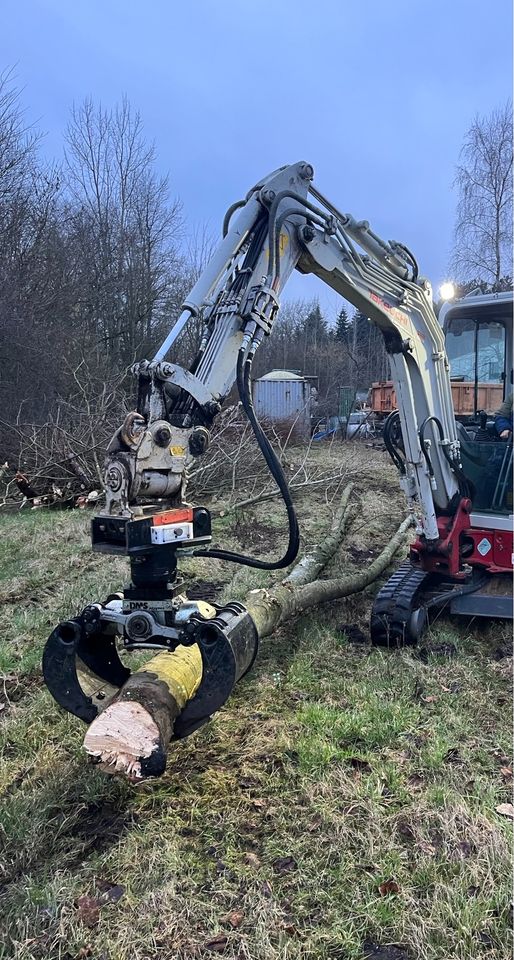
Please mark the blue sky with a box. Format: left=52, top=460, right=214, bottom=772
left=2, top=0, right=511, bottom=318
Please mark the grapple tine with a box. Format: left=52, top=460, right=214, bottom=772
left=42, top=618, right=131, bottom=723
left=43, top=620, right=98, bottom=722
left=77, top=630, right=131, bottom=689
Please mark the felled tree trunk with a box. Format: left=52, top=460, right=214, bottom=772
left=282, top=483, right=353, bottom=587
left=84, top=490, right=413, bottom=780
left=84, top=647, right=203, bottom=779
left=245, top=514, right=412, bottom=639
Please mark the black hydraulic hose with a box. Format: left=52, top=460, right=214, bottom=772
left=272, top=207, right=303, bottom=288
left=271, top=207, right=325, bottom=288
left=222, top=199, right=246, bottom=238
left=445, top=455, right=474, bottom=501
left=391, top=241, right=419, bottom=282
left=195, top=349, right=300, bottom=569
left=174, top=215, right=268, bottom=420
left=418, top=417, right=437, bottom=479
left=419, top=416, right=474, bottom=501
left=266, top=190, right=331, bottom=287
left=383, top=411, right=406, bottom=475
left=425, top=572, right=488, bottom=610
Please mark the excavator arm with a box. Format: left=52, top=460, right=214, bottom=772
left=43, top=162, right=471, bottom=729
left=101, top=162, right=314, bottom=518
left=103, top=161, right=462, bottom=539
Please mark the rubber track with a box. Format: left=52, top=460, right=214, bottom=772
left=370, top=560, right=431, bottom=646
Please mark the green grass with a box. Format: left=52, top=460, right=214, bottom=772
left=0, top=448, right=512, bottom=960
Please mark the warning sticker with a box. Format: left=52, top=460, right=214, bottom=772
left=477, top=537, right=492, bottom=557
left=264, top=232, right=289, bottom=260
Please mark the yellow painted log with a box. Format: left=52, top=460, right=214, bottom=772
left=135, top=644, right=203, bottom=708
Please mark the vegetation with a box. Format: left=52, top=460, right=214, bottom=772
left=452, top=101, right=513, bottom=285
left=2, top=66, right=511, bottom=506
left=0, top=67, right=389, bottom=500
left=0, top=447, right=511, bottom=960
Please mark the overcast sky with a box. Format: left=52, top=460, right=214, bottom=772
left=2, top=0, right=511, bottom=319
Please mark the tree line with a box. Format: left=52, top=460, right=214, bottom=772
left=0, top=65, right=511, bottom=486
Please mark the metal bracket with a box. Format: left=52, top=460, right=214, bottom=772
left=241, top=284, right=280, bottom=336
left=133, top=360, right=217, bottom=409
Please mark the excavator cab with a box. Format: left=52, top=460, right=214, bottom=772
left=443, top=290, right=512, bottom=425
left=372, top=291, right=513, bottom=643
left=414, top=290, right=512, bottom=619
left=459, top=435, right=512, bottom=514
left=442, top=291, right=513, bottom=515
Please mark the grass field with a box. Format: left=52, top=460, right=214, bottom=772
left=0, top=447, right=511, bottom=960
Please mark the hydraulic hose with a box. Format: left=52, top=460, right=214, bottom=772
left=222, top=199, right=246, bottom=238
left=419, top=416, right=474, bottom=501
left=390, top=241, right=419, bottom=282
left=383, top=410, right=406, bottom=475
left=195, top=348, right=300, bottom=570
left=425, top=572, right=488, bottom=610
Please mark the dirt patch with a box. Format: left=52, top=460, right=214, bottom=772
left=417, top=641, right=457, bottom=662
left=363, top=943, right=410, bottom=960
left=347, top=546, right=377, bottom=564
left=0, top=583, right=59, bottom=606
left=73, top=801, right=136, bottom=855
left=186, top=580, right=224, bottom=602
left=227, top=513, right=278, bottom=550
left=337, top=623, right=369, bottom=644
left=0, top=671, right=43, bottom=714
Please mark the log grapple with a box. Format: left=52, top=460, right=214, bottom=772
left=43, top=504, right=259, bottom=731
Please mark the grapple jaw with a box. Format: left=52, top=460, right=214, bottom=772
left=42, top=613, right=131, bottom=722
left=43, top=503, right=259, bottom=738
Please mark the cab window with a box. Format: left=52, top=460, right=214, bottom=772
left=445, top=317, right=506, bottom=385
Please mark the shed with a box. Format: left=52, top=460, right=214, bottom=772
left=253, top=369, right=314, bottom=435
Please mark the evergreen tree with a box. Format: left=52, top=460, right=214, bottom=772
left=351, top=310, right=369, bottom=352
left=348, top=309, right=389, bottom=385
left=303, top=302, right=328, bottom=346
left=335, top=306, right=350, bottom=343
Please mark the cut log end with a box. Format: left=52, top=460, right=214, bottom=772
left=82, top=647, right=203, bottom=780
left=84, top=700, right=166, bottom=780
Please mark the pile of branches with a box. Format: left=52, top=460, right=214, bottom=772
left=0, top=364, right=128, bottom=509
left=188, top=405, right=358, bottom=513
left=1, top=387, right=357, bottom=512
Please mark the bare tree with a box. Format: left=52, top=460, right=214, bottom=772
left=64, top=96, right=183, bottom=363
left=0, top=68, right=70, bottom=436
left=0, top=83, right=196, bottom=482
left=0, top=66, right=40, bottom=193
left=451, top=101, right=513, bottom=283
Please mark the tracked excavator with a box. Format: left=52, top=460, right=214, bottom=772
left=43, top=162, right=513, bottom=734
